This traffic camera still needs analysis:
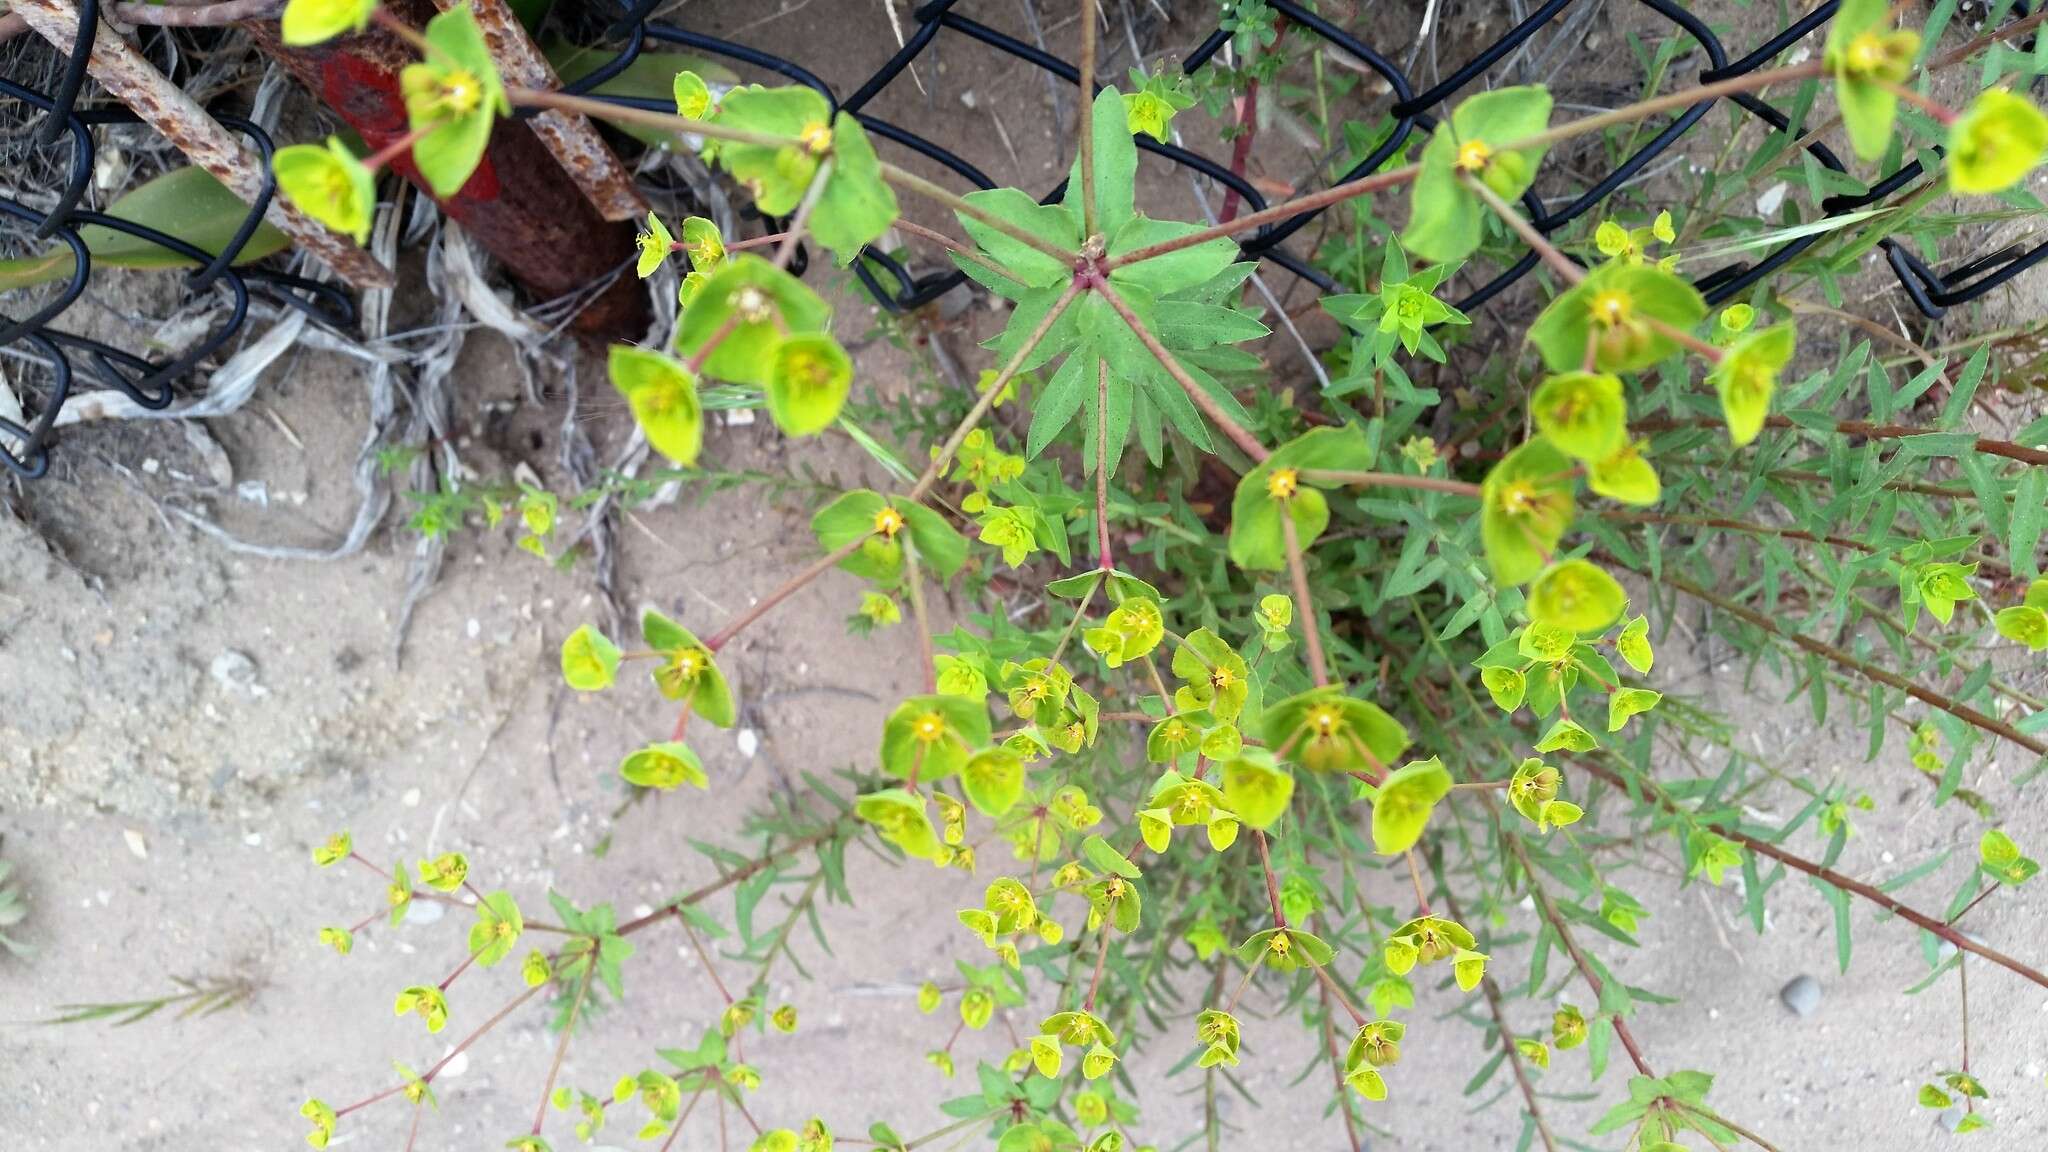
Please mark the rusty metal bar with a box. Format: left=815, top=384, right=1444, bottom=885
left=10, top=0, right=396, bottom=291
left=439, top=0, right=646, bottom=222
left=241, top=0, right=644, bottom=336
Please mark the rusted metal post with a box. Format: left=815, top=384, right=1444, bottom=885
left=10, top=0, right=396, bottom=290
left=242, top=0, right=646, bottom=335
left=438, top=0, right=646, bottom=222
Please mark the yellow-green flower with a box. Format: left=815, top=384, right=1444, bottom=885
left=1948, top=89, right=2048, bottom=195
left=637, top=212, right=676, bottom=278
left=394, top=984, right=449, bottom=1033
left=311, top=831, right=351, bottom=868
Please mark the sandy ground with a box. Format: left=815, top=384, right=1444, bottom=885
left=4, top=2, right=2048, bottom=1150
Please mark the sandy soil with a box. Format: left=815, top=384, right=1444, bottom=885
left=4, top=2, right=2047, bottom=1150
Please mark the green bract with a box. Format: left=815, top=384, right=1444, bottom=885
left=959, top=746, right=1025, bottom=816
left=1530, top=372, right=1627, bottom=462
left=468, top=891, right=524, bottom=966
left=560, top=623, right=621, bottom=691
left=1822, top=0, right=1920, bottom=161
left=1589, top=439, right=1660, bottom=506
left=701, top=86, right=898, bottom=262
left=675, top=255, right=832, bottom=383
left=1403, top=86, right=1554, bottom=263
left=272, top=138, right=375, bottom=244
left=610, top=345, right=704, bottom=466
left=394, top=984, right=449, bottom=1033
left=879, top=694, right=993, bottom=781
left=1948, top=89, right=2048, bottom=195
left=1220, top=751, right=1295, bottom=831
left=1260, top=685, right=1411, bottom=774
left=1995, top=604, right=2048, bottom=651
left=642, top=610, right=737, bottom=727
left=811, top=489, right=968, bottom=580
left=1508, top=759, right=1560, bottom=825
left=1527, top=261, right=1707, bottom=375
left=767, top=332, right=853, bottom=436
left=1528, top=559, right=1627, bottom=633
left=1382, top=915, right=1478, bottom=980
left=1616, top=615, right=1654, bottom=673
left=620, top=742, right=709, bottom=790
left=416, top=852, right=468, bottom=892
left=1170, top=628, right=1250, bottom=720
left=1236, top=926, right=1335, bottom=973
left=855, top=788, right=943, bottom=862
left=1083, top=596, right=1165, bottom=668
left=399, top=6, right=510, bottom=199
left=1707, top=323, right=1794, bottom=446
left=1228, top=426, right=1372, bottom=571
left=637, top=212, right=675, bottom=278
left=1122, top=70, right=1194, bottom=143
left=1368, top=757, right=1453, bottom=855
left=279, top=0, right=374, bottom=46
left=312, top=831, right=352, bottom=868
left=672, top=70, right=714, bottom=119
left=1480, top=437, right=1577, bottom=586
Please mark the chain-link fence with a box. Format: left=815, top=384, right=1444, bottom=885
left=3, top=0, right=2041, bottom=478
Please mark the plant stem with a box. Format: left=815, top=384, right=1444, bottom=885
left=1255, top=829, right=1286, bottom=926
left=1077, top=0, right=1100, bottom=240
left=699, top=282, right=1080, bottom=655
left=508, top=86, right=820, bottom=150
left=1082, top=925, right=1111, bottom=1010
left=1402, top=849, right=1431, bottom=915
left=1628, top=414, right=2048, bottom=467
left=1307, top=958, right=1368, bottom=1028
left=892, top=218, right=1016, bottom=281
left=370, top=5, right=431, bottom=53
left=681, top=919, right=736, bottom=1004
left=1502, top=824, right=1655, bottom=1077
left=903, top=541, right=937, bottom=694
left=913, top=279, right=1086, bottom=499
left=1463, top=173, right=1585, bottom=285
left=1297, top=468, right=1481, bottom=496
left=1095, top=360, right=1115, bottom=568
left=615, top=825, right=845, bottom=936
left=1280, top=511, right=1328, bottom=688
left=1880, top=80, right=1958, bottom=126
left=1107, top=62, right=1827, bottom=269
left=532, top=963, right=594, bottom=1134
left=774, top=159, right=834, bottom=270
left=1574, top=758, right=2048, bottom=990
left=420, top=982, right=546, bottom=1086
left=1648, top=568, right=2047, bottom=761
left=1599, top=509, right=1878, bottom=555
left=877, top=161, right=1081, bottom=264
left=1445, top=886, right=1561, bottom=1152
left=1049, top=578, right=1100, bottom=665
left=1315, top=977, right=1366, bottom=1152
left=1093, top=282, right=1270, bottom=461
left=704, top=538, right=865, bottom=652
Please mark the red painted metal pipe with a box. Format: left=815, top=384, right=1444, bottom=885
left=243, top=0, right=646, bottom=336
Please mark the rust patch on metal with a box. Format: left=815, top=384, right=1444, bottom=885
left=243, top=0, right=645, bottom=336
left=440, top=0, right=647, bottom=222
left=10, top=0, right=396, bottom=290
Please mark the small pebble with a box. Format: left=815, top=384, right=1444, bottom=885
left=1780, top=974, right=1822, bottom=1018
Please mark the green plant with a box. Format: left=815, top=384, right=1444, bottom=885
left=0, top=838, right=28, bottom=959
left=38, top=973, right=261, bottom=1025
left=271, top=3, right=2048, bottom=1150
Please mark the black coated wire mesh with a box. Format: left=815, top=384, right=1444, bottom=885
left=2, top=0, right=2042, bottom=479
